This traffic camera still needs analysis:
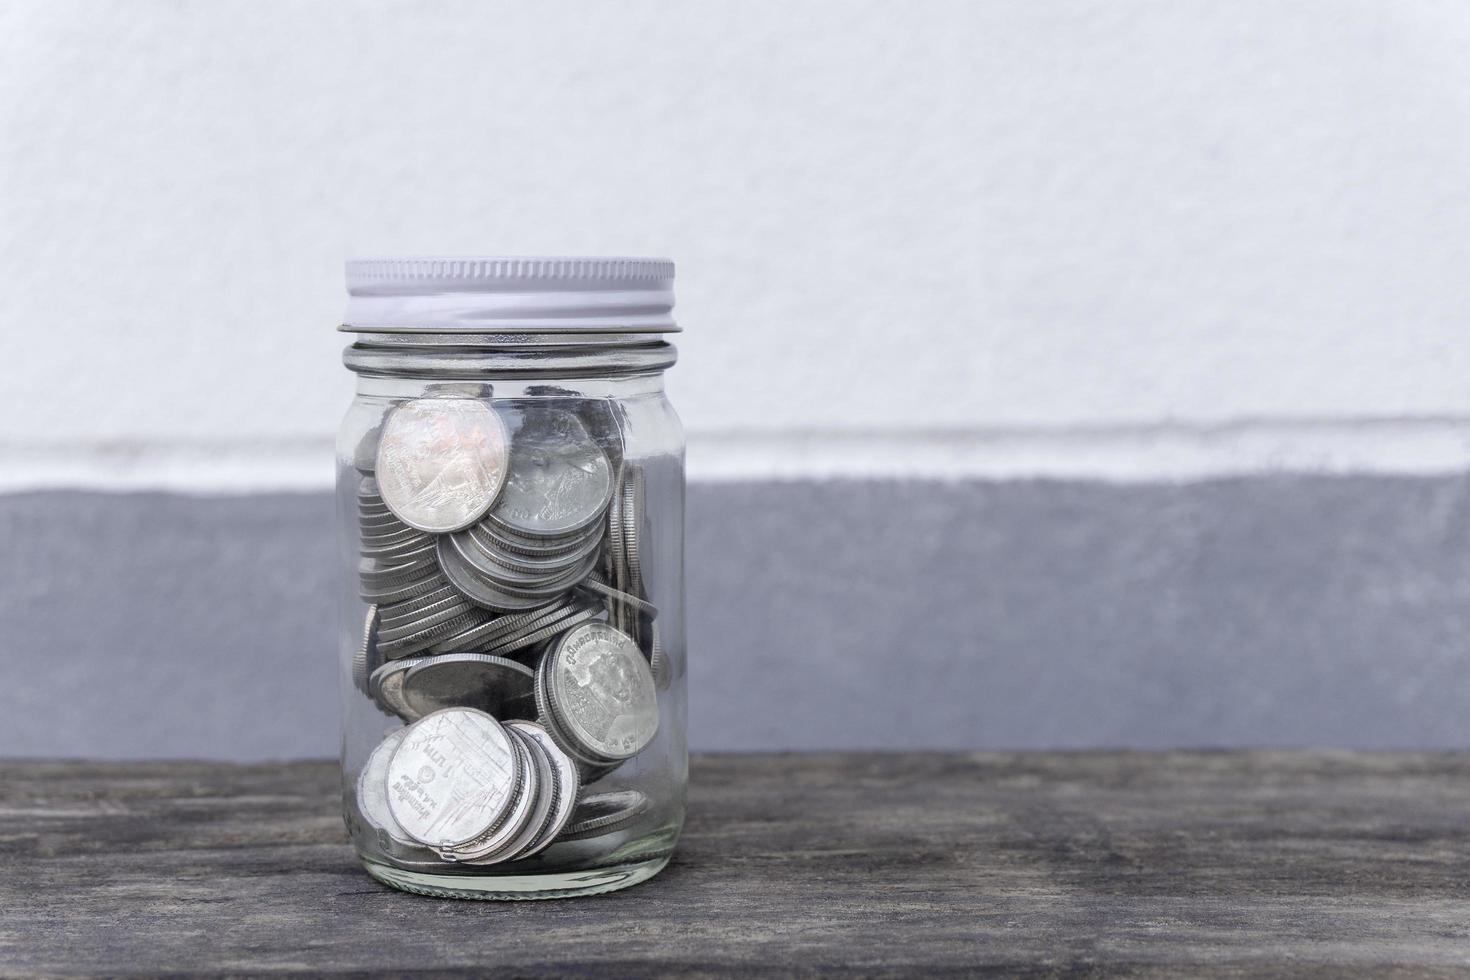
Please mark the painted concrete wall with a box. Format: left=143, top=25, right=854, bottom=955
left=5, top=1, right=1470, bottom=487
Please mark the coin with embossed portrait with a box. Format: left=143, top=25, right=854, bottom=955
left=375, top=398, right=510, bottom=533
left=545, top=623, right=659, bottom=762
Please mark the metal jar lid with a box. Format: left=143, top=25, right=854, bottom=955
left=342, top=255, right=678, bottom=335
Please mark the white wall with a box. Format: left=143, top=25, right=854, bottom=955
left=5, top=0, right=1470, bottom=487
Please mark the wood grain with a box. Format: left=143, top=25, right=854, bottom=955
left=2, top=752, right=1469, bottom=977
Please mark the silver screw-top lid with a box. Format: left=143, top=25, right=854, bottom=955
left=343, top=256, right=677, bottom=334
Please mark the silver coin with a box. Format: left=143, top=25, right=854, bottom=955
left=461, top=598, right=585, bottom=653
left=425, top=598, right=567, bottom=653
left=359, top=571, right=447, bottom=605
left=443, top=531, right=602, bottom=594
left=559, top=788, right=650, bottom=841
left=359, top=523, right=427, bottom=547
left=369, top=655, right=433, bottom=719
left=505, top=722, right=580, bottom=858
left=545, top=623, right=659, bottom=762
left=355, top=728, right=417, bottom=846
left=385, top=708, right=522, bottom=848
left=649, top=620, right=671, bottom=692
left=604, top=477, right=629, bottom=631
left=375, top=398, right=511, bottom=534
left=360, top=537, right=438, bottom=565
left=352, top=605, right=382, bottom=695
left=378, top=610, right=491, bottom=659
left=486, top=406, right=613, bottom=538
left=378, top=594, right=476, bottom=639
left=579, top=574, right=658, bottom=619
left=482, top=604, right=600, bottom=658
left=455, top=728, right=548, bottom=864
left=436, top=534, right=599, bottom=612
left=358, top=555, right=439, bottom=588
left=359, top=509, right=408, bottom=530
left=534, top=657, right=618, bottom=768
left=463, top=523, right=603, bottom=576
left=487, top=725, right=560, bottom=863
left=439, top=728, right=537, bottom=862
left=621, top=466, right=645, bottom=596
left=378, top=583, right=465, bottom=623
left=399, top=654, right=535, bottom=720
left=470, top=516, right=604, bottom=557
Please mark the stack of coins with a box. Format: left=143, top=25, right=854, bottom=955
left=351, top=396, right=666, bottom=865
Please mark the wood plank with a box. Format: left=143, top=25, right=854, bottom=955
left=2, top=752, right=1469, bottom=977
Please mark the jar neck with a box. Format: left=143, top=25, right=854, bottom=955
left=345, top=331, right=673, bottom=401
left=344, top=330, right=676, bottom=385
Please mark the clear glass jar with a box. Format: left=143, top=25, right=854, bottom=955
left=335, top=257, right=685, bottom=899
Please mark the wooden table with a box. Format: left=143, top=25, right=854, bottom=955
left=4, top=752, right=1468, bottom=977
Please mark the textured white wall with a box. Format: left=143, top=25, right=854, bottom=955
left=5, top=0, right=1470, bottom=486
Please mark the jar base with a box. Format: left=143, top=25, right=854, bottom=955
left=361, top=854, right=672, bottom=901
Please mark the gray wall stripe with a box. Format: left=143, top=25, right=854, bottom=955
left=3, top=477, right=1467, bottom=759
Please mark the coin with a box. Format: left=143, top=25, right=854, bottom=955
left=621, top=466, right=645, bottom=596
left=360, top=537, right=438, bottom=565
left=579, top=573, right=658, bottom=619
left=462, top=522, right=603, bottom=576
left=559, top=789, right=650, bottom=841
left=482, top=725, right=559, bottom=863
left=482, top=603, right=599, bottom=658
left=385, top=708, right=522, bottom=849
left=368, top=655, right=433, bottom=719
left=399, top=654, right=535, bottom=720
left=358, top=555, right=439, bottom=588
left=505, top=722, right=580, bottom=857
left=355, top=727, right=417, bottom=846
left=648, top=620, right=671, bottom=691
left=359, top=523, right=429, bottom=548
left=375, top=398, right=511, bottom=534
left=542, top=623, right=659, bottom=762
left=437, top=534, right=600, bottom=612
left=377, top=594, right=477, bottom=641
left=449, top=729, right=544, bottom=864
left=442, top=531, right=586, bottom=590
left=352, top=605, right=382, bottom=695
left=359, top=571, right=447, bottom=605
left=425, top=598, right=566, bottom=653
left=485, top=406, right=613, bottom=538
left=378, top=610, right=491, bottom=659
left=378, top=584, right=466, bottom=624
left=470, top=516, right=604, bottom=558
left=439, top=532, right=603, bottom=599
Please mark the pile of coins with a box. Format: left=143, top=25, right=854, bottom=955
left=350, top=396, right=664, bottom=865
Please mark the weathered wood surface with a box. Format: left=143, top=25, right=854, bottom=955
left=2, top=752, right=1469, bottom=977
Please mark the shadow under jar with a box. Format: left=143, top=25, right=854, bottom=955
left=336, top=257, right=686, bottom=900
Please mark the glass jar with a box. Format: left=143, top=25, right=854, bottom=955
left=335, top=257, right=685, bottom=900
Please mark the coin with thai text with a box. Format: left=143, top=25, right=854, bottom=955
left=385, top=708, right=522, bottom=848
